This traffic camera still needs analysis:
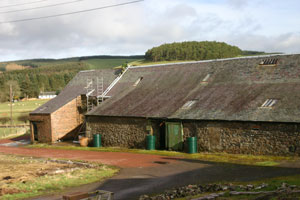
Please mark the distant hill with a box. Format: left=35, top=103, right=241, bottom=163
left=145, top=41, right=243, bottom=62
left=0, top=55, right=144, bottom=72
left=0, top=55, right=143, bottom=102
left=145, top=41, right=280, bottom=62
left=0, top=44, right=280, bottom=102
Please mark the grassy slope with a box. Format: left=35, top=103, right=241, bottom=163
left=0, top=56, right=143, bottom=70
left=84, top=58, right=140, bottom=69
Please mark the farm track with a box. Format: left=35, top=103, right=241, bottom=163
left=0, top=137, right=300, bottom=200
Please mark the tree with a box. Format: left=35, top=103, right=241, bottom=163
left=145, top=41, right=243, bottom=62
left=0, top=80, right=21, bottom=102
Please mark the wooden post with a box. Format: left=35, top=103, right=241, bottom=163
left=30, top=122, right=35, bottom=143
left=10, top=84, right=12, bottom=135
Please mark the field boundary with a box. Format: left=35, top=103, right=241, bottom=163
left=0, top=124, right=29, bottom=128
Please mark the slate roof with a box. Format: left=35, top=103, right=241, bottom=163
left=87, top=54, right=300, bottom=123
left=31, top=69, right=117, bottom=114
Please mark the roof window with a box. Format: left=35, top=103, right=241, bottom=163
left=133, top=77, right=143, bottom=86
left=182, top=100, right=197, bottom=109
left=261, top=99, right=277, bottom=108
left=259, top=59, right=279, bottom=66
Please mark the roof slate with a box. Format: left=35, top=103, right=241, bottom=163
left=87, top=54, right=300, bottom=123
left=31, top=69, right=117, bottom=114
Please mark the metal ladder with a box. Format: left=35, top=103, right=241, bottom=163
left=97, top=75, right=104, bottom=106
left=86, top=78, right=94, bottom=112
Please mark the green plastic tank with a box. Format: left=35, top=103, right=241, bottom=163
left=146, top=135, right=156, bottom=150
left=187, top=137, right=197, bottom=154
left=93, top=134, right=102, bottom=147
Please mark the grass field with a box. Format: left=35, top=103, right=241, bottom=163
left=0, top=154, right=117, bottom=199
left=0, top=99, right=48, bottom=138
left=0, top=99, right=48, bottom=125
left=84, top=58, right=140, bottom=69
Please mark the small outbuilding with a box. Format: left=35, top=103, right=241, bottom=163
left=38, top=92, right=57, bottom=99
left=86, top=54, right=300, bottom=156
left=29, top=69, right=117, bottom=143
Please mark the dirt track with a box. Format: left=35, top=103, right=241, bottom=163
left=0, top=138, right=300, bottom=200
left=0, top=146, right=178, bottom=168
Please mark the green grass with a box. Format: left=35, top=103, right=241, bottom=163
left=1, top=165, right=117, bottom=200
left=0, top=99, right=48, bottom=138
left=28, top=144, right=298, bottom=167
left=84, top=58, right=140, bottom=69
left=0, top=99, right=48, bottom=124
left=0, top=128, right=28, bottom=139
left=129, top=59, right=196, bottom=66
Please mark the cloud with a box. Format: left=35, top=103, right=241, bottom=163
left=224, top=33, right=300, bottom=53
left=226, top=0, right=249, bottom=9
left=0, top=0, right=299, bottom=61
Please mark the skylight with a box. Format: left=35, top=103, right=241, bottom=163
left=259, top=59, right=279, bottom=66
left=182, top=100, right=197, bottom=109
left=133, top=77, right=143, bottom=86
left=261, top=99, right=277, bottom=108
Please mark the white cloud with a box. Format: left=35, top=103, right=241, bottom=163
left=0, top=0, right=299, bottom=61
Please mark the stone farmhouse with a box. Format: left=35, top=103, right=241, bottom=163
left=31, top=54, right=300, bottom=155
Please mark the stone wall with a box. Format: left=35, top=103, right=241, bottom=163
left=29, top=114, right=52, bottom=143
left=182, top=121, right=300, bottom=156
left=51, top=96, right=83, bottom=141
left=86, top=116, right=300, bottom=155
left=86, top=116, right=160, bottom=148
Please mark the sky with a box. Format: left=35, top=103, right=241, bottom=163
left=0, top=0, right=299, bottom=61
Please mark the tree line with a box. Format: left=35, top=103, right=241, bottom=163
left=145, top=41, right=243, bottom=62
left=0, top=62, right=88, bottom=102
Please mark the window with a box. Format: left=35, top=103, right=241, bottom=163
left=182, top=100, right=197, bottom=109
left=261, top=99, right=277, bottom=108
left=133, top=77, right=143, bottom=86
left=259, top=59, right=279, bottom=66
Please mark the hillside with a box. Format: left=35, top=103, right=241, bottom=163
left=0, top=55, right=143, bottom=102
left=145, top=41, right=243, bottom=62
left=0, top=42, right=279, bottom=102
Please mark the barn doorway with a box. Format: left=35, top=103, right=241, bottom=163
left=159, top=122, right=166, bottom=150
left=32, top=122, right=38, bottom=141
left=165, top=122, right=183, bottom=151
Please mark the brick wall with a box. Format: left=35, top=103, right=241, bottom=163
left=29, top=114, right=52, bottom=143
left=51, top=96, right=83, bottom=141
left=30, top=96, right=84, bottom=143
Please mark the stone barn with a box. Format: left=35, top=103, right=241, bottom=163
left=29, top=69, right=117, bottom=143
left=85, top=54, right=300, bottom=156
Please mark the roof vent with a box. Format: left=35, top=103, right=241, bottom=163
left=260, top=99, right=277, bottom=108
left=259, top=59, right=279, bottom=66
left=133, top=77, right=143, bottom=86
left=182, top=100, right=197, bottom=109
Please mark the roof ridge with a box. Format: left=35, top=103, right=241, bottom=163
left=129, top=53, right=299, bottom=69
